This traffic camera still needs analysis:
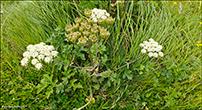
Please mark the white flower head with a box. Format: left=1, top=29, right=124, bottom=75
left=92, top=18, right=98, bottom=22
left=44, top=57, right=52, bottom=63
left=101, top=15, right=107, bottom=20
left=153, top=52, right=158, bottom=57
left=51, top=51, right=58, bottom=57
left=157, top=45, right=163, bottom=50
left=31, top=59, right=39, bottom=65
left=151, top=41, right=158, bottom=47
left=97, top=14, right=102, bottom=19
left=23, top=51, right=31, bottom=59
left=148, top=52, right=154, bottom=57
left=31, top=51, right=39, bottom=58
left=149, top=38, right=155, bottom=42
left=44, top=51, right=51, bottom=56
left=139, top=43, right=145, bottom=47
left=106, top=13, right=110, bottom=17
left=39, top=42, right=46, bottom=46
left=27, top=44, right=34, bottom=51
left=159, top=52, right=164, bottom=57
left=35, top=63, right=42, bottom=70
left=38, top=54, right=45, bottom=60
left=140, top=38, right=164, bottom=57
left=21, top=57, right=29, bottom=66
left=48, top=45, right=55, bottom=51
left=141, top=49, right=147, bottom=54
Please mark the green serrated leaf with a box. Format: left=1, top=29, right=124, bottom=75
left=46, top=86, right=53, bottom=99
left=37, top=84, right=47, bottom=94
left=93, top=84, right=100, bottom=90
left=73, top=82, right=83, bottom=90
left=67, top=73, right=75, bottom=79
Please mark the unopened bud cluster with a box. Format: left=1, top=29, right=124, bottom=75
left=21, top=42, right=58, bottom=70
left=84, top=8, right=115, bottom=25
left=65, top=18, right=110, bottom=46
left=139, top=38, right=164, bottom=57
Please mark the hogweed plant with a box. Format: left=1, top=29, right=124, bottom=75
left=20, top=8, right=165, bottom=109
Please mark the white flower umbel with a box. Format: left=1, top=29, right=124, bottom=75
left=38, top=54, right=45, bottom=60
left=23, top=51, right=31, bottom=59
left=31, top=59, right=39, bottom=65
left=90, top=8, right=110, bottom=22
left=158, top=52, right=164, bottom=57
left=51, top=51, right=59, bottom=57
left=21, top=42, right=58, bottom=70
left=140, top=38, right=164, bottom=58
left=35, top=63, right=42, bottom=70
left=44, top=57, right=52, bottom=63
left=141, top=49, right=147, bottom=54
left=21, top=57, right=29, bottom=66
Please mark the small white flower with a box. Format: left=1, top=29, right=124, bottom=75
left=38, top=54, right=45, bottom=60
left=153, top=52, right=158, bottom=57
left=101, top=15, right=107, bottom=20
left=159, top=52, right=164, bottom=57
left=91, top=14, right=96, bottom=19
left=149, top=38, right=154, bottom=42
left=31, top=59, right=39, bottom=65
left=93, top=18, right=98, bottom=22
left=23, top=51, right=31, bottom=59
left=157, top=45, right=163, bottom=50
left=139, top=43, right=145, bottom=47
left=48, top=45, right=55, bottom=51
left=31, top=51, right=39, bottom=58
left=39, top=42, right=46, bottom=46
left=27, top=44, right=34, bottom=51
left=147, top=48, right=153, bottom=52
left=143, top=45, right=149, bottom=49
left=94, top=11, right=98, bottom=15
left=35, top=63, right=42, bottom=70
left=21, top=57, right=29, bottom=66
left=151, top=41, right=158, bottom=47
left=106, top=13, right=110, bottom=17
left=97, top=14, right=102, bottom=19
left=148, top=52, right=154, bottom=57
left=44, top=57, right=52, bottom=63
left=51, top=51, right=58, bottom=57
left=44, top=51, right=51, bottom=56
left=143, top=41, right=148, bottom=44
left=141, top=49, right=147, bottom=54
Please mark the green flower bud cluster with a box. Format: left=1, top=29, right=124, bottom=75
left=84, top=9, right=92, bottom=18
left=65, top=17, right=110, bottom=46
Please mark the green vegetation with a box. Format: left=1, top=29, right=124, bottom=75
left=1, top=1, right=201, bottom=109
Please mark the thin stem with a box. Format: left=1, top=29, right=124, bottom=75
left=88, top=44, right=94, bottom=67
left=90, top=54, right=146, bottom=77
left=77, top=85, right=93, bottom=110
left=53, top=60, right=92, bottom=69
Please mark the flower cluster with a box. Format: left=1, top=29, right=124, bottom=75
left=21, top=42, right=58, bottom=70
left=84, top=8, right=115, bottom=24
left=139, top=38, right=164, bottom=57
left=65, top=18, right=110, bottom=46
